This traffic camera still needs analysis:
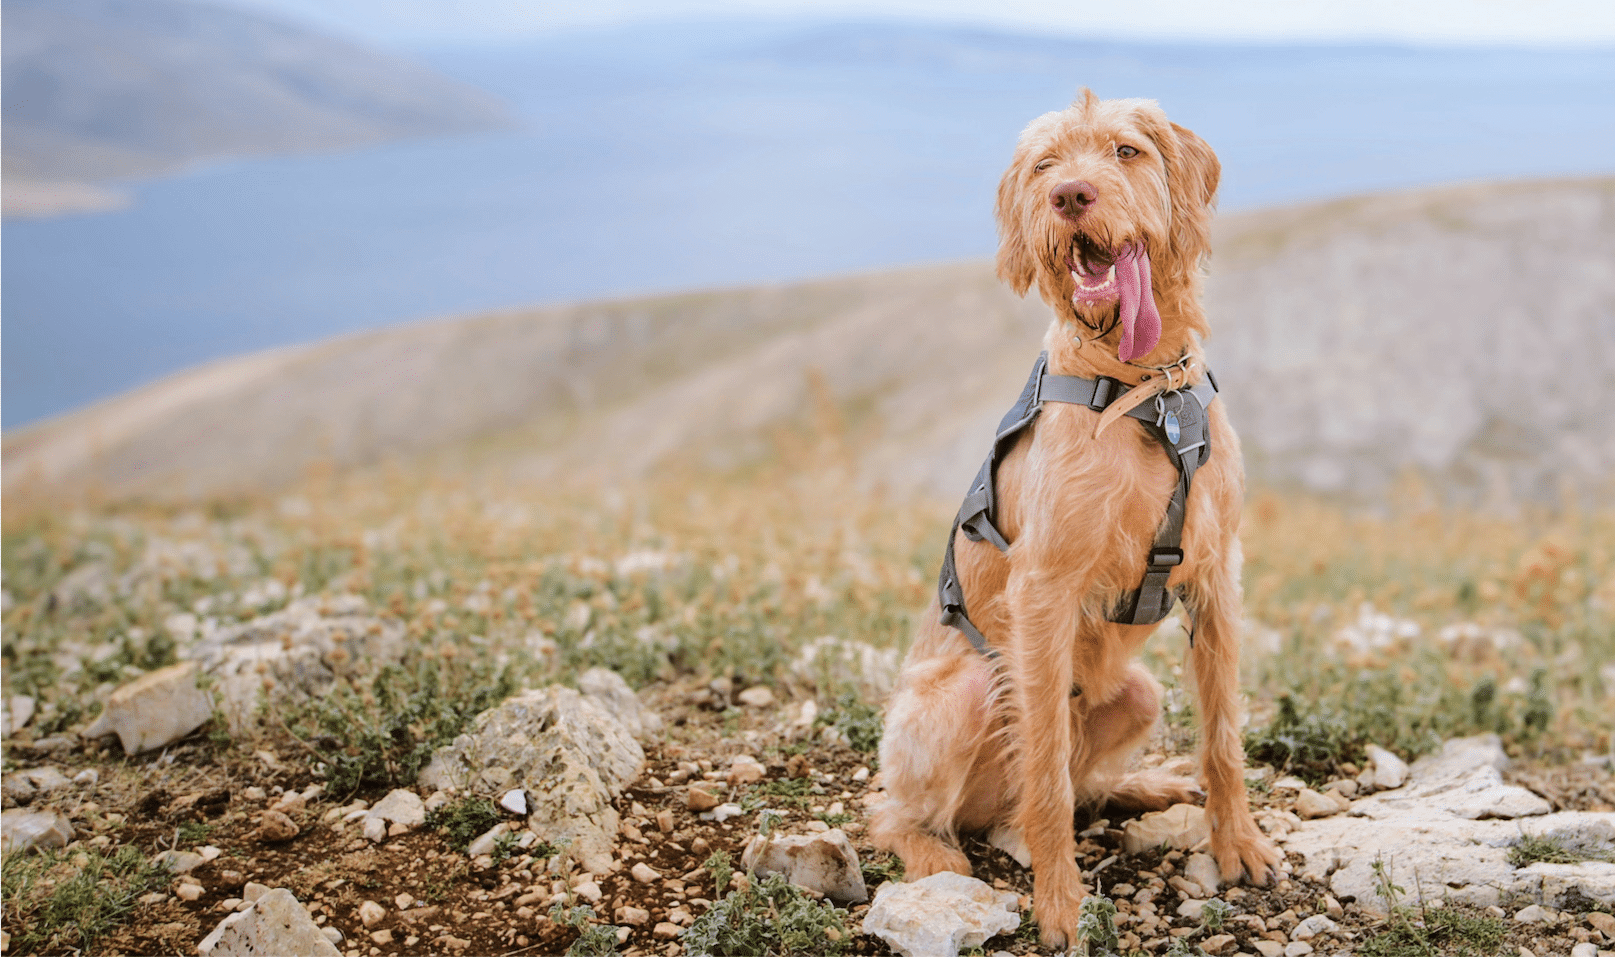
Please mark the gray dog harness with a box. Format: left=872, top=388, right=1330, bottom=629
left=937, top=351, right=1220, bottom=657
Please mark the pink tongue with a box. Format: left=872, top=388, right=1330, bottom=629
left=1114, top=243, right=1161, bottom=362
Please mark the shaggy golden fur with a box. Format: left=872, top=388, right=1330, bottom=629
left=869, top=91, right=1282, bottom=947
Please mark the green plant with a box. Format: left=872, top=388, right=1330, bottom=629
left=1507, top=833, right=1611, bottom=867
left=425, top=796, right=502, bottom=853
left=703, top=850, right=734, bottom=896
left=682, top=872, right=849, bottom=956
left=0, top=844, right=171, bottom=953
left=1074, top=892, right=1120, bottom=956
left=286, top=654, right=515, bottom=794
left=549, top=903, right=620, bottom=956
left=1361, top=856, right=1506, bottom=957
left=815, top=691, right=882, bottom=753
left=1244, top=694, right=1356, bottom=783
left=860, top=853, right=904, bottom=887
left=1199, top=898, right=1232, bottom=933
left=176, top=820, right=213, bottom=845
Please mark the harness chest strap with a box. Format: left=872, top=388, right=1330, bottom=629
left=937, top=352, right=1220, bottom=658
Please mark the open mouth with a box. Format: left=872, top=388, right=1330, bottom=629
left=1066, top=237, right=1162, bottom=363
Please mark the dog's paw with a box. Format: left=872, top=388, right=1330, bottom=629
left=1031, top=875, right=1088, bottom=949
left=1211, top=822, right=1283, bottom=886
left=1106, top=769, right=1205, bottom=811
left=901, top=842, right=973, bottom=881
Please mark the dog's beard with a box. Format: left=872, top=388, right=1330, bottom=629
left=1066, top=239, right=1161, bottom=363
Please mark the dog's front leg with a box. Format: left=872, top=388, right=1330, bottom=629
left=1005, top=567, right=1088, bottom=949
left=1186, top=554, right=1284, bottom=885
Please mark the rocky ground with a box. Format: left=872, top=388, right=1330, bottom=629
left=3, top=661, right=1613, bottom=957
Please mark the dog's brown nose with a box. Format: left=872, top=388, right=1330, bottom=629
left=1049, top=180, right=1098, bottom=222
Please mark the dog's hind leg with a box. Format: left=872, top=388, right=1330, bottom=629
left=1078, top=663, right=1204, bottom=811
left=869, top=644, right=1004, bottom=879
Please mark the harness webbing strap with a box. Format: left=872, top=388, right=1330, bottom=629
left=938, top=351, right=1219, bottom=651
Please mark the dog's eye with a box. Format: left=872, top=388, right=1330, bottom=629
left=1116, top=145, right=1140, bottom=159
left=1034, top=159, right=1056, bottom=173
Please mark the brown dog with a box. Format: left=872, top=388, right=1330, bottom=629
left=869, top=91, right=1282, bottom=947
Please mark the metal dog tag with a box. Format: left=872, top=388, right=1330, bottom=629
left=1164, top=410, right=1181, bottom=444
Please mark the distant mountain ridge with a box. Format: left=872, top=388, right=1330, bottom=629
left=5, top=177, right=1613, bottom=510
left=2, top=0, right=510, bottom=213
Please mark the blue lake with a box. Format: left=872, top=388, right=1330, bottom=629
left=5, top=20, right=1614, bottom=427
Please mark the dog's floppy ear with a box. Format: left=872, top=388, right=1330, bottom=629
left=994, top=150, right=1037, bottom=296
left=1164, top=121, right=1219, bottom=263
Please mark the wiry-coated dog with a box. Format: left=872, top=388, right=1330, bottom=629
left=869, top=91, right=1282, bottom=947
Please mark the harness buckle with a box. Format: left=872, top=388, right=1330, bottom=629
left=1089, top=376, right=1122, bottom=411
left=1148, top=547, right=1184, bottom=568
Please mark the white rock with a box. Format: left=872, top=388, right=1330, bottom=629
left=358, top=900, right=386, bottom=928
left=1570, top=943, right=1598, bottom=957
left=205, top=889, right=339, bottom=956
left=792, top=636, right=900, bottom=698
left=156, top=850, right=206, bottom=873
left=1272, top=776, right=1309, bottom=791
left=368, top=789, right=426, bottom=828
left=1284, top=943, right=1314, bottom=957
left=741, top=828, right=868, bottom=903
left=1178, top=898, right=1208, bottom=919
left=1292, top=914, right=1337, bottom=940
left=737, top=686, right=775, bottom=708
left=0, top=810, right=74, bottom=853
left=500, top=789, right=528, bottom=815
left=573, top=880, right=602, bottom=903
left=700, top=803, right=744, bottom=823
left=417, top=685, right=643, bottom=874
left=1254, top=942, right=1285, bottom=957
left=175, top=882, right=204, bottom=902
left=577, top=667, right=663, bottom=741
left=80, top=661, right=213, bottom=754
left=1282, top=734, right=1615, bottom=916
left=321, top=926, right=343, bottom=945
left=986, top=824, right=1031, bottom=868
left=73, top=768, right=100, bottom=786
left=467, top=823, right=510, bottom=858
left=363, top=816, right=388, bottom=844
left=242, top=882, right=270, bottom=902
left=1122, top=804, right=1210, bottom=854
left=631, top=862, right=662, bottom=883
left=8, top=695, right=37, bottom=736
left=1184, top=851, right=1222, bottom=894
left=1364, top=744, right=1410, bottom=790
left=861, top=872, right=1020, bottom=957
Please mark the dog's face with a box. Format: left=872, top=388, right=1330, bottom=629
left=995, top=90, right=1220, bottom=347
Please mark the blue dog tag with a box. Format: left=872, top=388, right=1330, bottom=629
left=1164, top=410, right=1181, bottom=444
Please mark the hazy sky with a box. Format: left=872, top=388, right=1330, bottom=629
left=220, top=0, right=1615, bottom=47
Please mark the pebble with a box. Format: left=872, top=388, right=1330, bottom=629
left=1570, top=943, right=1599, bottom=957
left=726, top=755, right=766, bottom=785
left=1254, top=943, right=1284, bottom=957
left=686, top=785, right=721, bottom=812
left=653, top=921, right=683, bottom=939
left=243, top=787, right=268, bottom=801
left=1295, top=788, right=1344, bottom=819
left=701, top=803, right=744, bottom=823
left=1292, top=915, right=1336, bottom=940
left=852, top=766, right=870, bottom=783
left=363, top=817, right=388, bottom=844
left=1177, top=899, right=1207, bottom=920
left=617, top=906, right=650, bottom=926
left=1514, top=904, right=1555, bottom=922
left=359, top=901, right=386, bottom=928
left=1284, top=944, right=1314, bottom=957
left=74, top=768, right=100, bottom=786
left=176, top=883, right=204, bottom=902
left=395, top=893, right=414, bottom=910
left=254, top=810, right=300, bottom=843
left=1588, top=912, right=1615, bottom=935
left=631, top=862, right=662, bottom=883
left=1323, top=895, right=1343, bottom=919
left=656, top=809, right=675, bottom=833
left=736, top=686, right=774, bottom=708
left=243, top=882, right=270, bottom=903
left=500, top=789, right=528, bottom=815
left=574, top=880, right=603, bottom=903
left=1202, top=934, right=1237, bottom=955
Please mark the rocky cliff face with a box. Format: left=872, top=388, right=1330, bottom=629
left=6, top=177, right=1612, bottom=509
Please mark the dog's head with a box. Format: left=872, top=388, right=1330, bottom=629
left=995, top=90, right=1220, bottom=360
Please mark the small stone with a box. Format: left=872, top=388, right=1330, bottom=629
left=358, top=901, right=386, bottom=928
left=1254, top=942, right=1285, bottom=957
left=652, top=921, right=682, bottom=939
left=271, top=791, right=306, bottom=815
left=363, top=817, right=388, bottom=843
left=387, top=822, right=410, bottom=837
left=370, top=930, right=393, bottom=945
left=726, top=755, right=766, bottom=785
left=1514, top=904, right=1555, bottom=922
left=74, top=768, right=100, bottom=786
left=632, top=862, right=662, bottom=883
left=500, top=789, right=528, bottom=815
left=1292, top=914, right=1336, bottom=940
left=80, top=661, right=214, bottom=754
left=852, top=766, right=870, bottom=783
left=617, top=906, right=650, bottom=926
left=1183, top=852, right=1221, bottom=894
left=368, top=789, right=426, bottom=828
left=656, top=809, right=675, bottom=833
left=701, top=803, right=744, bottom=823
left=1178, top=899, right=1208, bottom=920
left=0, top=810, right=74, bottom=853
left=1295, top=789, right=1343, bottom=819
left=140, top=891, right=170, bottom=905
left=1586, top=912, right=1615, bottom=936
left=737, top=686, right=775, bottom=708
left=1323, top=895, right=1343, bottom=919
left=466, top=823, right=510, bottom=858
left=322, top=927, right=344, bottom=945
left=243, top=786, right=268, bottom=801
left=861, top=872, right=1020, bottom=956
left=741, top=828, right=868, bottom=903
left=250, top=810, right=298, bottom=843
left=199, top=845, right=222, bottom=861
left=156, top=850, right=206, bottom=874
left=1570, top=943, right=1598, bottom=957
left=1284, top=944, right=1314, bottom=957
left=1202, top=934, right=1238, bottom=955
left=1122, top=804, right=1209, bottom=853
left=395, top=893, right=414, bottom=910
left=1364, top=744, right=1410, bottom=789
left=573, top=880, right=602, bottom=903
left=686, top=785, right=721, bottom=812
left=242, top=882, right=270, bottom=903
left=1322, top=778, right=1359, bottom=799
left=176, top=883, right=205, bottom=902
